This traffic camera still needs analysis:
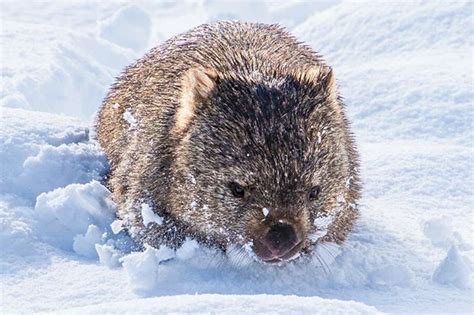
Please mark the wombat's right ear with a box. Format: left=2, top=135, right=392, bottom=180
left=302, top=66, right=337, bottom=102
left=175, top=68, right=218, bottom=134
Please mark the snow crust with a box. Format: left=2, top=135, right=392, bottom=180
left=1, top=1, right=473, bottom=314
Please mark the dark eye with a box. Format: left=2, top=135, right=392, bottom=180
left=308, top=185, right=321, bottom=201
left=228, top=181, right=245, bottom=198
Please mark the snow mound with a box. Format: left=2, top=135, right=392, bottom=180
left=61, top=294, right=383, bottom=314
left=433, top=245, right=472, bottom=289
left=34, top=180, right=115, bottom=252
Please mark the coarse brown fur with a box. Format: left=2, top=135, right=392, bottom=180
left=96, top=21, right=361, bottom=262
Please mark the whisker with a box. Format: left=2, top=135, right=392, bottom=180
left=319, top=243, right=337, bottom=261
left=313, top=252, right=329, bottom=275
left=319, top=252, right=333, bottom=275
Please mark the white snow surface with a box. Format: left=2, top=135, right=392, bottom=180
left=58, top=294, right=382, bottom=314
left=1, top=1, right=473, bottom=314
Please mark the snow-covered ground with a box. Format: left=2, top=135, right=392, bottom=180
left=1, top=1, right=473, bottom=314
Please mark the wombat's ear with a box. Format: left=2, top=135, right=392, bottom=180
left=303, top=66, right=337, bottom=101
left=175, top=68, right=218, bottom=134
left=183, top=68, right=218, bottom=100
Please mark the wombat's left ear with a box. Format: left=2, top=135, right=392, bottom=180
left=175, top=68, right=218, bottom=134
left=182, top=67, right=218, bottom=100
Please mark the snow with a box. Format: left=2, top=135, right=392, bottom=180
left=60, top=294, right=382, bottom=314
left=433, top=245, right=471, bottom=289
left=368, top=264, right=415, bottom=288
left=175, top=238, right=200, bottom=260
left=121, top=244, right=176, bottom=293
left=96, top=242, right=123, bottom=269
left=141, top=203, right=163, bottom=226
left=98, top=5, right=152, bottom=52
left=34, top=180, right=115, bottom=252
left=73, top=224, right=104, bottom=258
left=123, top=109, right=137, bottom=129
left=110, top=219, right=124, bottom=234
left=1, top=0, right=473, bottom=314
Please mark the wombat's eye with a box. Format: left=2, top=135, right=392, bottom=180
left=308, top=185, right=321, bottom=201
left=228, top=182, right=245, bottom=198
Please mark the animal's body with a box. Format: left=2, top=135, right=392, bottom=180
left=96, top=21, right=360, bottom=263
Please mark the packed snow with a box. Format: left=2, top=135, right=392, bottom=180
left=123, top=109, right=137, bottom=129
left=1, top=0, right=473, bottom=314
left=141, top=203, right=164, bottom=226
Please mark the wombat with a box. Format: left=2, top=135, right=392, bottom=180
left=96, top=21, right=360, bottom=264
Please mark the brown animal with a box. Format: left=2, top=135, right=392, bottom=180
left=96, top=21, right=360, bottom=263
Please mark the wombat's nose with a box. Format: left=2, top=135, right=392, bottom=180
left=262, top=223, right=299, bottom=257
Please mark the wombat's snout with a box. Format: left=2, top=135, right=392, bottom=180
left=254, top=222, right=303, bottom=262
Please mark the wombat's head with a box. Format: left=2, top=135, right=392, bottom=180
left=169, top=66, right=356, bottom=264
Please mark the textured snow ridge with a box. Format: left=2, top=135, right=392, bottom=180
left=1, top=0, right=473, bottom=314
left=59, top=294, right=383, bottom=314
left=0, top=108, right=108, bottom=200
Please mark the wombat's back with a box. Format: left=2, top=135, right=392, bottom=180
left=96, top=22, right=322, bottom=170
